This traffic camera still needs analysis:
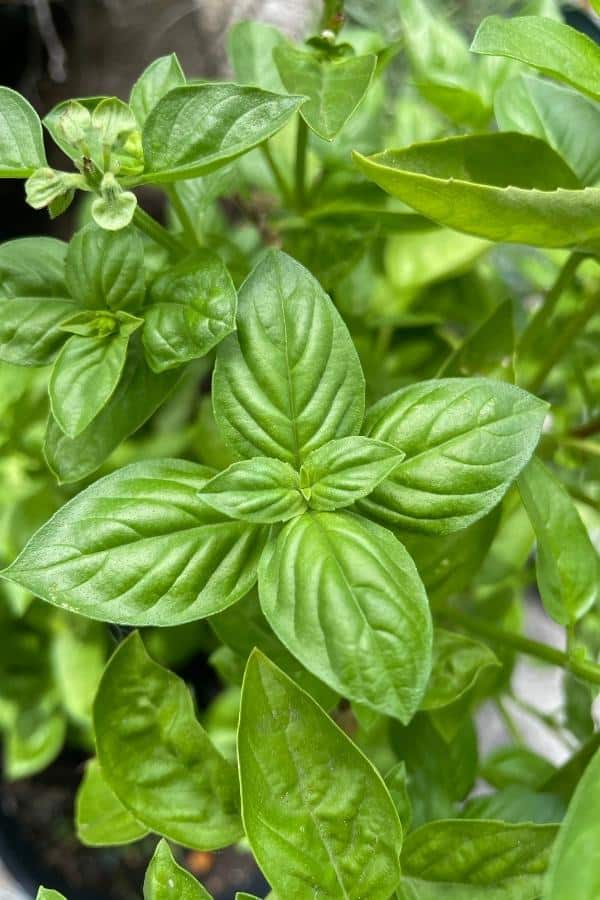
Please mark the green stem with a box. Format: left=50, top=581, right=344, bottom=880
left=132, top=206, right=185, bottom=257
left=294, top=116, right=309, bottom=210
left=166, top=185, right=199, bottom=248
left=518, top=253, right=584, bottom=363
left=260, top=143, right=293, bottom=206
left=496, top=698, right=524, bottom=745
left=441, top=606, right=600, bottom=686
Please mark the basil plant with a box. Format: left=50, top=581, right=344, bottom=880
left=1, top=1, right=600, bottom=898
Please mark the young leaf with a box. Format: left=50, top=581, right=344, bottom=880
left=76, top=758, right=149, bottom=846
left=299, top=436, right=404, bottom=510
left=94, top=632, right=242, bottom=849
left=227, top=20, right=285, bottom=92
left=0, top=86, right=47, bottom=177
left=471, top=15, right=600, bottom=102
left=213, top=250, right=365, bottom=466
left=438, top=300, right=515, bottom=382
left=65, top=223, right=145, bottom=312
left=421, top=628, right=499, bottom=711
left=544, top=746, right=600, bottom=899
left=481, top=746, right=556, bottom=791
left=141, top=84, right=304, bottom=183
left=130, top=54, right=186, bottom=127
left=143, top=839, right=212, bottom=900
left=5, top=701, right=66, bottom=780
left=385, top=761, right=413, bottom=832
left=49, top=332, right=131, bottom=438
left=518, top=457, right=600, bottom=625
left=238, top=651, right=402, bottom=899
left=352, top=134, right=600, bottom=249
left=3, top=459, right=268, bottom=624
left=462, top=787, right=565, bottom=827
left=273, top=46, right=376, bottom=141
left=259, top=510, right=432, bottom=721
left=360, top=378, right=547, bottom=534
left=37, top=891, right=67, bottom=900
left=198, top=458, right=306, bottom=523
left=142, top=253, right=237, bottom=372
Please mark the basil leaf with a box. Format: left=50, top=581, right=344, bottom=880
left=402, top=819, right=558, bottom=884
left=481, top=746, right=556, bottom=791
left=385, top=227, right=489, bottom=297
left=144, top=839, right=212, bottom=900
left=94, top=632, right=242, bottom=848
left=211, top=589, right=338, bottom=709
left=299, top=436, right=405, bottom=511
left=0, top=236, right=67, bottom=296
left=65, top=223, right=145, bottom=312
left=198, top=458, right=306, bottom=523
left=495, top=75, right=600, bottom=187
left=3, top=459, right=268, bottom=625
left=238, top=650, right=402, bottom=899
left=438, top=300, right=515, bottom=382
left=227, top=20, right=285, bottom=92
left=51, top=613, right=107, bottom=726
left=76, top=758, right=149, bottom=846
left=0, top=86, right=47, bottom=177
left=360, top=378, right=547, bottom=534
left=44, top=337, right=180, bottom=483
left=141, top=84, right=303, bottom=183
left=214, top=250, right=364, bottom=466
left=462, top=787, right=565, bottom=826
left=352, top=134, right=600, bottom=249
left=385, top=761, right=413, bottom=832
left=471, top=15, right=600, bottom=102
left=129, top=54, right=186, bottom=127
left=397, top=876, right=543, bottom=899
left=49, top=332, right=130, bottom=438
left=273, top=46, right=376, bottom=140
left=421, top=628, right=499, bottom=711
left=143, top=253, right=236, bottom=372
left=5, top=700, right=66, bottom=780
left=37, top=890, right=67, bottom=900
left=544, top=746, right=600, bottom=899
left=518, top=457, right=600, bottom=625
left=259, top=510, right=432, bottom=721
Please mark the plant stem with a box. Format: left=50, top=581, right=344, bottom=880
left=441, top=606, right=600, bottom=686
left=518, top=253, right=584, bottom=363
left=166, top=185, right=199, bottom=248
left=260, top=143, right=293, bottom=206
left=132, top=206, right=185, bottom=257
left=496, top=698, right=524, bottom=745
left=295, top=116, right=308, bottom=210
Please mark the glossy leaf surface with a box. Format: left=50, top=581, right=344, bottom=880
left=198, top=458, right=306, bottom=523
left=143, top=840, right=212, bottom=900
left=130, top=54, right=186, bottom=126
left=76, top=758, right=149, bottom=846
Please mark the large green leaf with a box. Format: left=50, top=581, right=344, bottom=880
left=0, top=236, right=67, bottom=296
left=273, top=45, right=376, bottom=140
left=471, top=15, right=600, bottom=101
left=3, top=459, right=267, bottom=625
left=76, top=758, right=149, bottom=846
left=544, top=746, right=600, bottom=899
left=396, top=876, right=544, bottom=898
left=94, top=632, right=242, bottom=849
left=227, top=20, right=285, bottom=92
left=259, top=510, right=432, bottom=721
left=213, top=250, right=364, bottom=466
left=140, top=84, right=303, bottom=183
left=129, top=54, right=186, bottom=127
left=421, top=628, right=499, bottom=711
left=359, top=378, right=547, bottom=534
left=352, top=134, right=600, bottom=249
left=238, top=651, right=402, bottom=899
left=198, top=458, right=306, bottom=523
left=144, top=840, right=212, bottom=900
left=65, top=223, right=145, bottom=312
left=143, top=253, right=236, bottom=372
left=0, top=86, right=47, bottom=177
left=518, top=458, right=600, bottom=625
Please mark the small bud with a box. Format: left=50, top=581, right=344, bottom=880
left=92, top=171, right=137, bottom=230
left=57, top=101, right=92, bottom=147
left=25, top=168, right=84, bottom=211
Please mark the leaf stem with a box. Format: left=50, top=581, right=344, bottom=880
left=518, top=253, right=584, bottom=365
left=441, top=606, right=600, bottom=686
left=132, top=206, right=186, bottom=257
left=294, top=116, right=309, bottom=210
left=165, top=185, right=200, bottom=248
left=260, top=142, right=293, bottom=206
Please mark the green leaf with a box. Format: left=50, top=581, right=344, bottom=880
left=238, top=650, right=402, bottom=899
left=227, top=21, right=285, bottom=92
left=360, top=378, right=547, bottom=534
left=141, top=84, right=303, bottom=183
left=0, top=86, right=47, bottom=177
left=462, top=786, right=565, bottom=826
left=43, top=336, right=180, bottom=483
left=397, top=876, right=544, bottom=899
left=144, top=839, right=212, bottom=900
left=481, top=746, right=556, bottom=791
left=384, top=227, right=490, bottom=297
left=5, top=699, right=66, bottom=780
left=130, top=54, right=186, bottom=127
left=91, top=185, right=138, bottom=231
left=94, top=632, right=242, bottom=849
left=471, top=15, right=600, bottom=102
left=213, top=250, right=364, bottom=467
left=352, top=134, right=600, bottom=249
left=438, top=300, right=515, bottom=382
left=299, top=436, right=405, bottom=511
left=51, top=613, right=107, bottom=726
left=273, top=46, right=376, bottom=140
left=49, top=332, right=131, bottom=438
left=91, top=97, right=138, bottom=146
left=3, top=459, right=268, bottom=624
left=76, top=758, right=149, bottom=846
left=518, top=457, right=600, bottom=625
left=544, top=746, right=600, bottom=899
left=495, top=75, right=600, bottom=187
left=0, top=235, right=66, bottom=296
left=198, top=458, right=306, bottom=523
left=37, top=890, right=67, bottom=900
left=385, top=761, right=412, bottom=833
left=259, top=510, right=432, bottom=721
left=66, top=223, right=145, bottom=312
left=402, top=819, right=558, bottom=884
left=143, top=252, right=236, bottom=372
left=421, top=628, right=499, bottom=711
